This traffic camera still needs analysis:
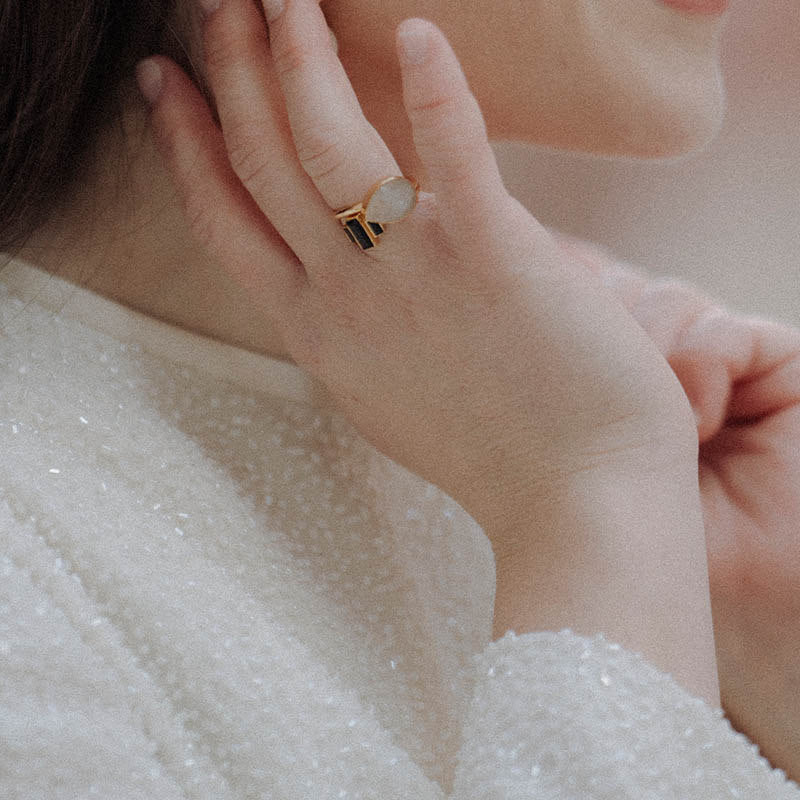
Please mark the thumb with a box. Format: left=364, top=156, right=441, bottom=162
left=396, top=19, right=510, bottom=242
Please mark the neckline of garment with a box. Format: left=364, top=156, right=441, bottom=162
left=0, top=255, right=320, bottom=407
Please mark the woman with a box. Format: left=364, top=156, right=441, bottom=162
left=1, top=0, right=798, bottom=794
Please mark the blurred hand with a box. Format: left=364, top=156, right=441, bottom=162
left=557, top=233, right=800, bottom=781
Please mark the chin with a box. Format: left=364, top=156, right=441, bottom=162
left=494, top=86, right=727, bottom=162
left=490, top=17, right=729, bottom=162
left=490, top=64, right=727, bottom=162
left=610, top=67, right=728, bottom=159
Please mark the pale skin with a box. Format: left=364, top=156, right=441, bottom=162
left=21, top=0, right=728, bottom=361
left=558, top=236, right=800, bottom=779
left=14, top=0, right=800, bottom=781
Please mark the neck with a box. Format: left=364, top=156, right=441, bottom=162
left=16, top=53, right=426, bottom=364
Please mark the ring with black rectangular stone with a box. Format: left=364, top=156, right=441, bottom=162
left=334, top=176, right=419, bottom=251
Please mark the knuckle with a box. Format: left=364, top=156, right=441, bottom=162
left=413, top=93, right=457, bottom=120
left=183, top=195, right=218, bottom=251
left=158, top=126, right=216, bottom=235
left=417, top=194, right=471, bottom=263
left=270, top=37, right=312, bottom=82
left=690, top=305, right=729, bottom=333
left=409, top=97, right=462, bottom=145
left=203, top=15, right=267, bottom=75
left=411, top=196, right=460, bottom=256
left=408, top=90, right=459, bottom=120
left=642, top=276, right=689, bottom=298
left=411, top=90, right=485, bottom=143
left=226, top=135, right=272, bottom=194
left=425, top=160, right=475, bottom=191
left=737, top=314, right=800, bottom=367
left=294, top=126, right=346, bottom=180
left=635, top=277, right=706, bottom=317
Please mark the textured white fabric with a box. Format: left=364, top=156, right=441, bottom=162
left=1, top=256, right=797, bottom=799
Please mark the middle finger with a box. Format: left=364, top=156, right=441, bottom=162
left=265, top=0, right=402, bottom=212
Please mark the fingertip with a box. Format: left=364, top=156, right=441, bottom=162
left=395, top=17, right=508, bottom=232
left=396, top=18, right=435, bottom=67
left=135, top=58, right=164, bottom=106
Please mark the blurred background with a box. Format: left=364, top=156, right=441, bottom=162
left=492, top=0, right=799, bottom=326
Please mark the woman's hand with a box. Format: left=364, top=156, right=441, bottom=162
left=136, top=0, right=696, bottom=533
left=136, top=0, right=722, bottom=704
left=557, top=234, right=800, bottom=778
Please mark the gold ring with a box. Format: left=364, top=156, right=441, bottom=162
left=334, top=176, right=419, bottom=251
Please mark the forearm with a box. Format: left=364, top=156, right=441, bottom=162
left=485, top=448, right=721, bottom=708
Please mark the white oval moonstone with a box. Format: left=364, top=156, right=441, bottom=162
left=365, top=178, right=417, bottom=223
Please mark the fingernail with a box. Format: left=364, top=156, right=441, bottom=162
left=135, top=58, right=163, bottom=105
left=199, top=0, right=221, bottom=18
left=263, top=0, right=284, bottom=23
left=398, top=20, right=431, bottom=66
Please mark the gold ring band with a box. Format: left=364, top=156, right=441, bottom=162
left=334, top=176, right=419, bottom=251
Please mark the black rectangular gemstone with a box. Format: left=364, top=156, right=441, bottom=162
left=345, top=218, right=375, bottom=249
left=368, top=222, right=384, bottom=236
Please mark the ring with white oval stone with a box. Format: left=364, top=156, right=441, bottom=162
left=334, top=176, right=420, bottom=251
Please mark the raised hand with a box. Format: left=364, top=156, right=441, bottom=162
left=557, top=233, right=800, bottom=779
left=135, top=0, right=696, bottom=528
left=136, top=0, right=720, bottom=701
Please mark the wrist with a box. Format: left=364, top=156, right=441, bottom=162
left=470, top=408, right=699, bottom=546
left=483, top=440, right=719, bottom=707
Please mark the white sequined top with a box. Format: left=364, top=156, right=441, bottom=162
left=1, top=256, right=797, bottom=799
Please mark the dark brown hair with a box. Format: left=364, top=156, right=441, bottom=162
left=0, top=0, right=197, bottom=255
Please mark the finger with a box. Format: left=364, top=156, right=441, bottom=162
left=722, top=315, right=800, bottom=421
left=669, top=309, right=753, bottom=442
left=627, top=277, right=718, bottom=355
left=200, top=0, right=356, bottom=272
left=672, top=311, right=800, bottom=443
left=137, top=55, right=305, bottom=317
left=264, top=0, right=403, bottom=214
left=548, top=237, right=800, bottom=438
left=619, top=277, right=725, bottom=434
left=546, top=242, right=726, bottom=424
left=552, top=232, right=651, bottom=308
left=396, top=18, right=510, bottom=242
left=594, top=271, right=732, bottom=438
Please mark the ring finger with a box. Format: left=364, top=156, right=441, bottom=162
left=265, top=0, right=403, bottom=212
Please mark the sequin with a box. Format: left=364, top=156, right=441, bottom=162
left=1, top=261, right=798, bottom=799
